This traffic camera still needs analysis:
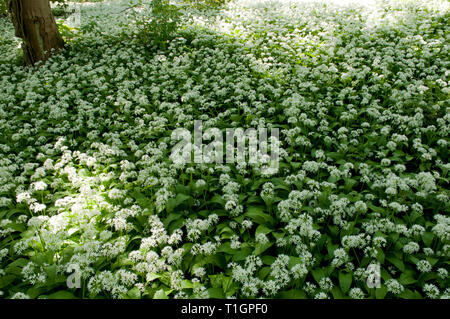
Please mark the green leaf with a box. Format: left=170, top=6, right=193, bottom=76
left=5, top=258, right=28, bottom=276
left=398, top=289, right=419, bottom=299
left=311, top=268, right=325, bottom=284
left=261, top=255, right=276, bottom=265
left=133, top=189, right=151, bottom=207
left=218, top=226, right=235, bottom=240
left=45, top=291, right=77, bottom=299
left=245, top=207, right=274, bottom=225
left=45, top=265, right=58, bottom=283
left=207, top=288, right=224, bottom=298
left=331, top=286, right=345, bottom=299
left=425, top=257, right=439, bottom=266
left=375, top=285, right=388, bottom=299
left=271, top=178, right=290, bottom=191
left=367, top=203, right=385, bottom=214
left=376, top=248, right=385, bottom=264
left=5, top=258, right=28, bottom=269
left=6, top=223, right=25, bottom=232
left=166, top=193, right=191, bottom=212
left=421, top=232, right=434, bottom=247
left=276, top=289, right=307, bottom=299
left=168, top=218, right=184, bottom=233
left=257, top=267, right=272, bottom=280
left=208, top=195, right=225, bottom=206
left=27, top=286, right=48, bottom=299
left=344, top=178, right=358, bottom=190
left=217, top=242, right=235, bottom=254
left=163, top=213, right=182, bottom=228
left=399, top=273, right=416, bottom=285
left=5, top=208, right=26, bottom=219
left=386, top=256, right=405, bottom=272
left=338, top=272, right=352, bottom=294
left=0, top=275, right=15, bottom=289
left=222, top=276, right=234, bottom=294
left=146, top=273, right=160, bottom=282
left=181, top=280, right=194, bottom=289
left=127, top=287, right=141, bottom=299
left=231, top=246, right=253, bottom=262
left=255, top=224, right=272, bottom=236
left=254, top=242, right=273, bottom=255
left=328, top=226, right=339, bottom=237
left=153, top=289, right=169, bottom=299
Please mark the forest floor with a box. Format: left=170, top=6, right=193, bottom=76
left=0, top=0, right=449, bottom=299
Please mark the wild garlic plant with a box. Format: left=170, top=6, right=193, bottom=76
left=0, top=0, right=448, bottom=299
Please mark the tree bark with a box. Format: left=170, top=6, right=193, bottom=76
left=9, top=0, right=64, bottom=65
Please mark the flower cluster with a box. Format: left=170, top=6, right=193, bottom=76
left=0, top=0, right=448, bottom=299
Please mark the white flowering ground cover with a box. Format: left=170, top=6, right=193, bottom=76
left=0, top=0, right=449, bottom=299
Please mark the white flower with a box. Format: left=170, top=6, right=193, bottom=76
left=195, top=179, right=206, bottom=188
left=386, top=279, right=404, bottom=295
left=10, top=292, right=30, bottom=299
left=33, top=181, right=47, bottom=191
left=108, top=188, right=126, bottom=200
left=423, top=284, right=440, bottom=299
left=403, top=242, right=420, bottom=254
left=349, top=288, right=365, bottom=299
left=30, top=202, right=46, bottom=213
left=16, top=192, right=30, bottom=204
left=416, top=260, right=432, bottom=273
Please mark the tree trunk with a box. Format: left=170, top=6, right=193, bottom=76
left=9, top=0, right=64, bottom=65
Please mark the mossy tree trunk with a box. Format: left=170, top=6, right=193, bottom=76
left=9, top=0, right=64, bottom=65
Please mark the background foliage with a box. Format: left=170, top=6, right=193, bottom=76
left=0, top=0, right=449, bottom=300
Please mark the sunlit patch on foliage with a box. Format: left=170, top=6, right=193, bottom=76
left=0, top=0, right=449, bottom=299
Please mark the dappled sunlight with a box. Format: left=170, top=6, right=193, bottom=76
left=0, top=0, right=448, bottom=300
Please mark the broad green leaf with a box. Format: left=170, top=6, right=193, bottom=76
left=146, top=273, right=160, bottom=282
left=257, top=267, right=271, bottom=281
left=339, top=272, right=352, bottom=294
left=207, top=288, right=224, bottom=298
left=331, top=286, right=345, bottom=299
left=375, top=285, right=388, bottom=299
left=386, top=256, right=405, bottom=272
left=399, top=273, right=416, bottom=285
left=0, top=275, right=15, bottom=289
left=181, top=280, right=194, bottom=289
left=45, top=291, right=78, bottom=299
left=261, top=255, right=276, bottom=265
left=166, top=193, right=190, bottom=212
left=276, top=289, right=307, bottom=299
left=421, top=232, right=434, bottom=247
left=153, top=289, right=168, bottom=299
left=255, top=224, right=272, bottom=236
left=311, top=268, right=325, bottom=284
left=245, top=206, right=274, bottom=225
left=254, top=242, right=273, bottom=255
left=127, top=287, right=141, bottom=299
left=163, top=213, right=182, bottom=228
left=398, top=289, right=419, bottom=299
left=376, top=248, right=385, bottom=264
